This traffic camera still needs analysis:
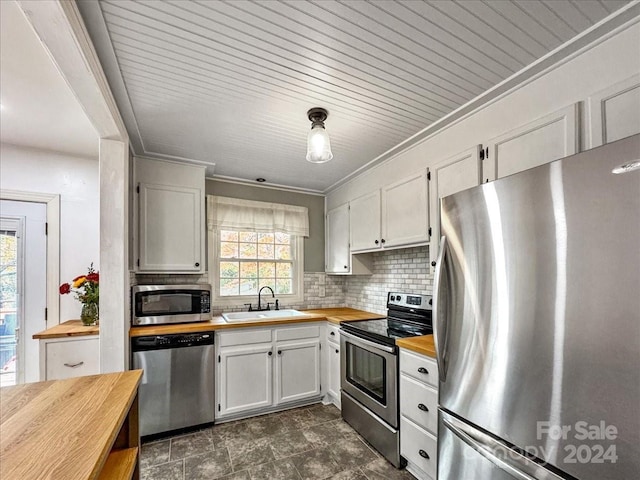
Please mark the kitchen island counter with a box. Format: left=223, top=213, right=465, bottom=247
left=396, top=334, right=436, bottom=359
left=32, top=319, right=99, bottom=339
left=0, top=370, right=142, bottom=480
left=129, top=307, right=385, bottom=337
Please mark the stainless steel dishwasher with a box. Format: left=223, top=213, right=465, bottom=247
left=132, top=332, right=215, bottom=437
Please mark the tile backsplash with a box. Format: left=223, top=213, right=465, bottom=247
left=131, top=245, right=431, bottom=316
left=344, top=246, right=432, bottom=315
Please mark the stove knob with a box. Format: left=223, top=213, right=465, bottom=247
left=397, top=295, right=402, bottom=301
left=390, top=295, right=395, bottom=301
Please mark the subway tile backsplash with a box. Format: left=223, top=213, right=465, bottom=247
left=131, top=245, right=431, bottom=316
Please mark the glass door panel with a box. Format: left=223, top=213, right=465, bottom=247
left=345, top=343, right=386, bottom=405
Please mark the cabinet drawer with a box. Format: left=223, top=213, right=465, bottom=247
left=275, top=325, right=320, bottom=342
left=217, top=329, right=272, bottom=347
left=400, top=374, right=438, bottom=435
left=400, top=416, right=437, bottom=479
left=327, top=324, right=340, bottom=342
left=45, top=338, right=100, bottom=380
left=400, top=350, right=438, bottom=387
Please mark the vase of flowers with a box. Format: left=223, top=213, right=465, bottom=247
left=59, top=264, right=100, bottom=326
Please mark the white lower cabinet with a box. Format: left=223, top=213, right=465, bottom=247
left=40, top=336, right=100, bottom=381
left=400, top=349, right=438, bottom=480
left=325, top=323, right=341, bottom=408
left=216, top=324, right=322, bottom=420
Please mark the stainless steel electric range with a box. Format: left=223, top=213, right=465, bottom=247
left=340, top=292, right=433, bottom=468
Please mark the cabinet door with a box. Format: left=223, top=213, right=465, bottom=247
left=138, top=182, right=202, bottom=272
left=327, top=341, right=341, bottom=404
left=381, top=170, right=429, bottom=248
left=275, top=340, right=321, bottom=404
left=350, top=190, right=381, bottom=252
left=43, top=337, right=100, bottom=380
left=326, top=203, right=350, bottom=274
left=484, top=104, right=579, bottom=182
left=587, top=74, right=640, bottom=148
left=218, top=344, right=273, bottom=417
left=429, top=147, right=481, bottom=269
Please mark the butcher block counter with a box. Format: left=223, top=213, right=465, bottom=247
left=0, top=370, right=142, bottom=480
left=33, top=319, right=99, bottom=339
left=129, top=307, right=385, bottom=337
left=396, top=334, right=437, bottom=359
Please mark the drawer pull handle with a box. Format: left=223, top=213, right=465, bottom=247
left=419, top=449, right=430, bottom=459
left=64, top=361, right=84, bottom=368
left=418, top=367, right=429, bottom=374
left=418, top=403, right=429, bottom=412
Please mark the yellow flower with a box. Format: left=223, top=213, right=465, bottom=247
left=72, top=276, right=87, bottom=288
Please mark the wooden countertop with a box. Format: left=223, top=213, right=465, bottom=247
left=129, top=307, right=385, bottom=337
left=0, top=370, right=142, bottom=480
left=397, top=334, right=437, bottom=358
left=33, top=319, right=99, bottom=339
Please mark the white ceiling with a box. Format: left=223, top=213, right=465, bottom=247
left=79, top=0, right=631, bottom=191
left=0, top=1, right=98, bottom=159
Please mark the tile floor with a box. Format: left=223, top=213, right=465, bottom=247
left=141, top=403, right=416, bottom=480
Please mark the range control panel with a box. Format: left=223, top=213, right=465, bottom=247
left=387, top=292, right=433, bottom=310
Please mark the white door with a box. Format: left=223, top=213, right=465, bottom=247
left=138, top=182, right=202, bottom=272
left=327, top=341, right=341, bottom=403
left=275, top=340, right=321, bottom=404
left=381, top=170, right=429, bottom=248
left=326, top=203, right=350, bottom=274
left=429, top=147, right=482, bottom=269
left=587, top=74, right=640, bottom=148
left=0, top=200, right=46, bottom=385
left=350, top=190, right=381, bottom=252
left=218, top=343, right=273, bottom=417
left=484, top=104, right=579, bottom=182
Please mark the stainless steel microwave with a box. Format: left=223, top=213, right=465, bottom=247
left=132, top=285, right=212, bottom=325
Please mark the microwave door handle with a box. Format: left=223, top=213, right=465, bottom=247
left=441, top=411, right=564, bottom=480
left=340, top=331, right=395, bottom=354
left=433, top=235, right=448, bottom=382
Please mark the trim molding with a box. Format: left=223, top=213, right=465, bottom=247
left=0, top=190, right=61, bottom=329
left=210, top=175, right=325, bottom=196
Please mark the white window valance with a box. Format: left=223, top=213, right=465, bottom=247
left=207, top=195, right=309, bottom=237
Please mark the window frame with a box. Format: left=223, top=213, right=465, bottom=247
left=209, top=229, right=304, bottom=307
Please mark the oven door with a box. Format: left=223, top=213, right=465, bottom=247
left=340, top=331, right=398, bottom=428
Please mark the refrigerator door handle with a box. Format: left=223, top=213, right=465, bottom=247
left=441, top=411, right=565, bottom=480
left=432, top=235, right=448, bottom=382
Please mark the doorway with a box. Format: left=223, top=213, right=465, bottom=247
left=0, top=200, right=47, bottom=384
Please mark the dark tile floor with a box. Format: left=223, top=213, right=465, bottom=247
left=141, top=403, right=416, bottom=480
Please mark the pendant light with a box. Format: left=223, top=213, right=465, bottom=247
left=306, top=107, right=333, bottom=163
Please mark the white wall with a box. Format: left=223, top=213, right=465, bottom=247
left=0, top=143, right=100, bottom=321
left=327, top=21, right=640, bottom=209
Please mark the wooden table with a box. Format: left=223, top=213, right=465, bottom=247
left=0, top=371, right=142, bottom=480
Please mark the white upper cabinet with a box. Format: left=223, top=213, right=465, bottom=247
left=326, top=203, right=350, bottom=274
left=483, top=104, right=579, bottom=182
left=381, top=170, right=429, bottom=249
left=134, top=157, right=205, bottom=273
left=587, top=74, right=640, bottom=148
left=429, top=147, right=482, bottom=269
left=350, top=190, right=381, bottom=252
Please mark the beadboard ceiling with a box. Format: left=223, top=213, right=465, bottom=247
left=79, top=0, right=632, bottom=192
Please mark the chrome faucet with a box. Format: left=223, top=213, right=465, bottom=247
left=257, top=286, right=275, bottom=311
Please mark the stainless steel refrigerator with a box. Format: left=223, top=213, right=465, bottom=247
left=433, top=134, right=640, bottom=480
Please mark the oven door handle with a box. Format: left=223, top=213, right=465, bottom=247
left=340, top=330, right=396, bottom=354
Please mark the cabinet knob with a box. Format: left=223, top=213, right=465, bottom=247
left=419, top=449, right=430, bottom=459
left=381, top=238, right=386, bottom=244
left=344, top=265, right=348, bottom=269
left=268, top=351, right=273, bottom=356
left=330, top=331, right=335, bottom=336
left=431, top=261, right=436, bottom=267
left=375, top=239, right=379, bottom=245
left=418, top=403, right=429, bottom=412
left=418, top=367, right=429, bottom=374
left=335, top=349, right=339, bottom=354
left=278, top=350, right=282, bottom=355
left=195, top=262, right=200, bottom=267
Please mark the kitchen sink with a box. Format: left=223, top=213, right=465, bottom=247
left=221, top=309, right=310, bottom=323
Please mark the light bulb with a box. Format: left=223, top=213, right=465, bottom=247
left=306, top=125, right=333, bottom=163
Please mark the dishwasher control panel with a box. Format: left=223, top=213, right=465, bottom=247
left=132, top=332, right=215, bottom=351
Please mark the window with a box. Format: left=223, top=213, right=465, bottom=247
left=219, top=230, right=294, bottom=296
left=207, top=195, right=308, bottom=306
